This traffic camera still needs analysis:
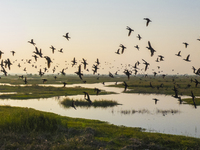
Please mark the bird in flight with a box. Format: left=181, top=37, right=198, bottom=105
left=119, top=44, right=127, bottom=54
left=82, top=58, right=88, bottom=69
left=183, top=54, right=191, bottom=62
left=83, top=91, right=92, bottom=105
left=0, top=50, right=4, bottom=59
left=28, top=39, right=36, bottom=46
left=152, top=98, right=159, bottom=104
left=71, top=57, right=77, bottom=67
left=10, top=51, right=15, bottom=56
left=44, top=56, right=52, bottom=68
left=126, top=26, right=134, bottom=36
left=142, top=59, right=150, bottom=71
left=137, top=34, right=142, bottom=40
left=115, top=49, right=120, bottom=54
left=71, top=100, right=76, bottom=110
left=134, top=45, right=139, bottom=50
left=183, top=42, right=189, bottom=48
left=175, top=51, right=181, bottom=57
left=50, top=45, right=56, bottom=54
left=144, top=18, right=152, bottom=26
left=63, top=33, right=70, bottom=40
left=75, top=65, right=83, bottom=80
left=146, top=41, right=156, bottom=56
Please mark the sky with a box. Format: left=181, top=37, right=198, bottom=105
left=0, top=0, right=200, bottom=76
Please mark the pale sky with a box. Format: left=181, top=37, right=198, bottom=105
left=0, top=0, right=200, bottom=76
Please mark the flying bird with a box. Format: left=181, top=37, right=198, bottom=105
left=183, top=54, right=191, bottom=62
left=63, top=33, right=70, bottom=40
left=28, top=39, right=36, bottom=46
left=175, top=51, right=181, bottom=57
left=50, top=45, right=56, bottom=54
left=0, top=51, right=4, bottom=59
left=75, top=65, right=83, bottom=80
left=10, top=51, right=15, bottom=56
left=183, top=42, right=189, bottom=48
left=119, top=44, right=127, bottom=54
left=83, top=91, right=92, bottom=105
left=137, top=34, right=142, bottom=40
left=152, top=98, right=159, bottom=104
left=144, top=18, right=152, bottom=26
left=44, top=56, right=52, bottom=68
left=126, top=26, right=134, bottom=36
left=115, top=49, right=120, bottom=54
left=71, top=100, right=76, bottom=110
left=146, top=41, right=156, bottom=56
left=142, top=59, right=150, bottom=71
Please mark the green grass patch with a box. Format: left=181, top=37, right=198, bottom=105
left=182, top=98, right=200, bottom=105
left=0, top=84, right=113, bottom=99
left=61, top=98, right=121, bottom=108
left=0, top=106, right=199, bottom=149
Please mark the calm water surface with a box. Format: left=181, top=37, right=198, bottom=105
left=0, top=82, right=199, bottom=138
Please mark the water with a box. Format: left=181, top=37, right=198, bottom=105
left=0, top=82, right=199, bottom=138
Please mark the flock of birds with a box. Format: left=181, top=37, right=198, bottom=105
left=0, top=17, right=199, bottom=110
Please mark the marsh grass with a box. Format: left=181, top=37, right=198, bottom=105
left=0, top=84, right=113, bottom=99
left=0, top=106, right=67, bottom=132
left=0, top=106, right=199, bottom=149
left=61, top=98, right=121, bottom=108
left=182, top=98, right=200, bottom=105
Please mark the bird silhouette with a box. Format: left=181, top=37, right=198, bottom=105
left=152, top=98, right=159, bottom=104
left=82, top=58, right=88, bottom=69
left=58, top=48, right=63, bottom=53
left=134, top=45, right=139, bottom=50
left=94, top=88, right=101, bottom=95
left=71, top=57, right=77, bottom=67
left=158, top=55, right=164, bottom=61
left=0, top=51, right=4, bottom=59
left=146, top=41, right=156, bottom=56
left=11, top=51, right=15, bottom=56
left=62, top=82, right=67, bottom=87
left=191, top=91, right=197, bottom=109
left=183, top=54, right=191, bottom=62
left=44, top=56, right=52, bottom=68
left=95, top=58, right=100, bottom=65
left=144, top=18, right=152, bottom=26
left=108, top=72, right=114, bottom=78
left=83, top=91, right=92, bottom=105
left=50, top=45, right=56, bottom=54
left=42, top=79, right=47, bottom=84
left=123, top=81, right=128, bottom=91
left=115, top=49, right=120, bottom=54
left=175, top=51, right=181, bottom=57
left=1, top=66, right=7, bottom=76
left=119, top=44, right=126, bottom=54
left=24, top=77, right=27, bottom=84
left=63, top=33, right=70, bottom=40
left=137, top=34, right=142, bottom=40
left=126, top=26, right=134, bottom=36
left=38, top=69, right=44, bottom=77
left=71, top=100, right=76, bottom=110
left=33, top=47, right=43, bottom=58
left=28, top=39, right=36, bottom=46
left=75, top=65, right=83, bottom=80
left=124, top=69, right=132, bottom=80
left=183, top=42, right=189, bottom=48
left=142, top=59, right=150, bottom=71
left=60, top=69, right=66, bottom=75
left=32, top=55, right=38, bottom=61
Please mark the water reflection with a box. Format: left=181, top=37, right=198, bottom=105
left=0, top=82, right=199, bottom=138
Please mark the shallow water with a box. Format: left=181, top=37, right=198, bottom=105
left=0, top=82, right=199, bottom=138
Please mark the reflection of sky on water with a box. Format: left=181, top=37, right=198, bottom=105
left=0, top=82, right=199, bottom=138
